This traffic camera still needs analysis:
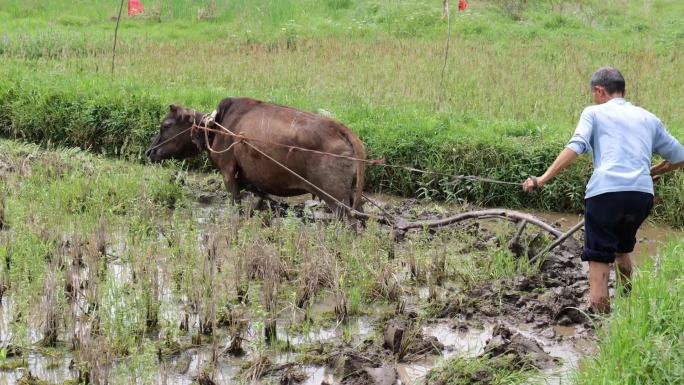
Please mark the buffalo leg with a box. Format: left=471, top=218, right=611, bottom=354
left=221, top=165, right=240, bottom=203
left=320, top=195, right=349, bottom=220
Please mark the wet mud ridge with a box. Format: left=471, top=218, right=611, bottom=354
left=292, top=247, right=594, bottom=385
left=247, top=196, right=596, bottom=385
left=433, top=241, right=590, bottom=327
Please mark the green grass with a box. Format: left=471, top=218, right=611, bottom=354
left=2, top=1, right=684, bottom=225
left=576, top=240, right=684, bottom=385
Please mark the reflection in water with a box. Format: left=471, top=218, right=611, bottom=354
left=0, top=354, right=78, bottom=385
left=279, top=316, right=374, bottom=346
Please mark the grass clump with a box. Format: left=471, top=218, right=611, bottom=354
left=427, top=354, right=533, bottom=385
left=576, top=240, right=684, bottom=385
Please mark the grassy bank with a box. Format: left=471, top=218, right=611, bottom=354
left=576, top=241, right=684, bottom=384
left=1, top=0, right=684, bottom=225
left=1, top=73, right=683, bottom=225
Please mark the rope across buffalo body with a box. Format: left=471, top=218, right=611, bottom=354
left=190, top=123, right=520, bottom=186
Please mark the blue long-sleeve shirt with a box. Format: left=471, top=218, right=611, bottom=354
left=566, top=98, right=684, bottom=199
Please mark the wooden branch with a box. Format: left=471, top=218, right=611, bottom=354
left=507, top=219, right=528, bottom=250
left=391, top=209, right=562, bottom=238
left=529, top=219, right=585, bottom=263
left=112, top=0, right=125, bottom=76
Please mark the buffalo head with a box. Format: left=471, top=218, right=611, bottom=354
left=145, top=105, right=203, bottom=162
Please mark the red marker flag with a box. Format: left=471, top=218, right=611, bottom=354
left=128, top=0, right=145, bottom=16
left=458, top=0, right=468, bottom=12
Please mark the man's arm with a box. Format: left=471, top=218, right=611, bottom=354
left=651, top=160, right=684, bottom=180
left=653, top=119, right=684, bottom=167
left=523, top=148, right=578, bottom=192
left=522, top=107, right=592, bottom=192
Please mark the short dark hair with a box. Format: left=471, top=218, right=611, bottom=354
left=590, top=67, right=625, bottom=95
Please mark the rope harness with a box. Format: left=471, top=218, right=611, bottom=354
left=182, top=113, right=532, bottom=223
left=189, top=113, right=522, bottom=185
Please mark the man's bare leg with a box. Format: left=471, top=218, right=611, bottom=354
left=615, top=252, right=633, bottom=294
left=589, top=261, right=611, bottom=313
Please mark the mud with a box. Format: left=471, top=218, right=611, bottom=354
left=383, top=320, right=443, bottom=359
left=483, top=324, right=556, bottom=369
left=325, top=346, right=396, bottom=385
left=432, top=240, right=591, bottom=330
left=1, top=164, right=662, bottom=385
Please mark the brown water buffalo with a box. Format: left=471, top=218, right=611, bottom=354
left=145, top=98, right=366, bottom=216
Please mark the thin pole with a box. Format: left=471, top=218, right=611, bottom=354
left=530, top=219, right=585, bottom=263
left=112, top=0, right=126, bottom=76
left=440, top=0, right=452, bottom=84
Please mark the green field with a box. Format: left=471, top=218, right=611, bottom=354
left=2, top=1, right=684, bottom=384
left=1, top=0, right=684, bottom=224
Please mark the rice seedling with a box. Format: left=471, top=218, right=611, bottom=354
left=370, top=264, right=402, bottom=303
left=38, top=260, right=61, bottom=347
left=331, top=265, right=348, bottom=324
left=0, top=195, right=6, bottom=231
left=261, top=261, right=279, bottom=345
left=220, top=306, right=248, bottom=356
left=242, top=355, right=270, bottom=385
left=295, top=244, right=334, bottom=309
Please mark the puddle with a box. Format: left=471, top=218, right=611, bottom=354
left=552, top=326, right=577, bottom=338
left=158, top=348, right=242, bottom=384
left=396, top=320, right=588, bottom=385
left=281, top=317, right=374, bottom=346
left=392, top=322, right=493, bottom=384
left=397, top=359, right=434, bottom=384
left=302, top=365, right=336, bottom=385
left=0, top=296, right=14, bottom=343
left=508, top=323, right=591, bottom=385
left=0, top=353, right=77, bottom=385
left=423, top=321, right=493, bottom=358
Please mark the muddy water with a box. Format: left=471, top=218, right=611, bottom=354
left=397, top=319, right=592, bottom=385
left=0, top=194, right=678, bottom=385
left=396, top=323, right=494, bottom=384
left=0, top=354, right=78, bottom=385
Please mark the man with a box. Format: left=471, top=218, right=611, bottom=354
left=522, top=67, right=684, bottom=313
